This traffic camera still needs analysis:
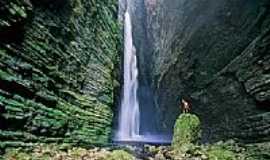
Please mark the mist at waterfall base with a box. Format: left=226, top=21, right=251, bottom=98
left=114, top=9, right=172, bottom=144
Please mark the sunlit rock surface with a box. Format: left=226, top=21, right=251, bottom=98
left=142, top=0, right=270, bottom=142
left=3, top=144, right=135, bottom=160
left=0, top=0, right=120, bottom=147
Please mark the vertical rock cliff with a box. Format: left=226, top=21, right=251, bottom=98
left=143, top=0, right=270, bottom=142
left=0, top=0, right=120, bottom=148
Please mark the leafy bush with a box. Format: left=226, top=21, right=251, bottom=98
left=172, top=113, right=201, bottom=150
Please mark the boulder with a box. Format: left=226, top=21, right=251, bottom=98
left=106, top=150, right=135, bottom=160
left=172, top=113, right=201, bottom=150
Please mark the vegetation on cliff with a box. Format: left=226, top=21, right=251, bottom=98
left=0, top=0, right=120, bottom=149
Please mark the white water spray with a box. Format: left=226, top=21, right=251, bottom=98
left=116, top=9, right=141, bottom=141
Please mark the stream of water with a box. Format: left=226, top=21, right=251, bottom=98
left=114, top=1, right=171, bottom=144
left=116, top=9, right=141, bottom=141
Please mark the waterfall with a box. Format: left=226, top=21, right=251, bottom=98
left=114, top=1, right=172, bottom=143
left=116, top=9, right=141, bottom=141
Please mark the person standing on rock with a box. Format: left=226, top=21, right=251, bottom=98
left=180, top=98, right=191, bottom=113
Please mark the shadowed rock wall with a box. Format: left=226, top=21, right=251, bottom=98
left=143, top=0, right=270, bottom=142
left=0, top=0, right=120, bottom=148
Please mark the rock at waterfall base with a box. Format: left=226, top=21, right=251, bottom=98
left=3, top=144, right=136, bottom=160
left=172, top=113, right=201, bottom=151
left=106, top=150, right=135, bottom=160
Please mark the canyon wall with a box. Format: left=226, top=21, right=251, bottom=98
left=143, top=0, right=270, bottom=142
left=1, top=0, right=269, bottom=147
left=0, top=0, right=120, bottom=148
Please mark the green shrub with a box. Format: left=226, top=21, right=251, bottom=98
left=172, top=113, right=201, bottom=150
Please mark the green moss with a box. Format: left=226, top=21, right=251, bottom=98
left=0, top=69, right=15, bottom=81
left=0, top=0, right=32, bottom=29
left=244, top=143, right=270, bottom=160
left=207, top=146, right=237, bottom=160
left=106, top=150, right=135, bottom=160
left=172, top=113, right=201, bottom=150
left=71, top=0, right=83, bottom=16
left=4, top=148, right=32, bottom=160
left=0, top=0, right=120, bottom=148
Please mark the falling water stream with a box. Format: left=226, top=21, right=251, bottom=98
left=116, top=9, right=141, bottom=141
left=114, top=1, right=172, bottom=144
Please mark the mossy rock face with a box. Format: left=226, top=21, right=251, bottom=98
left=106, top=150, right=135, bottom=160
left=172, top=113, right=201, bottom=150
left=0, top=0, right=120, bottom=147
